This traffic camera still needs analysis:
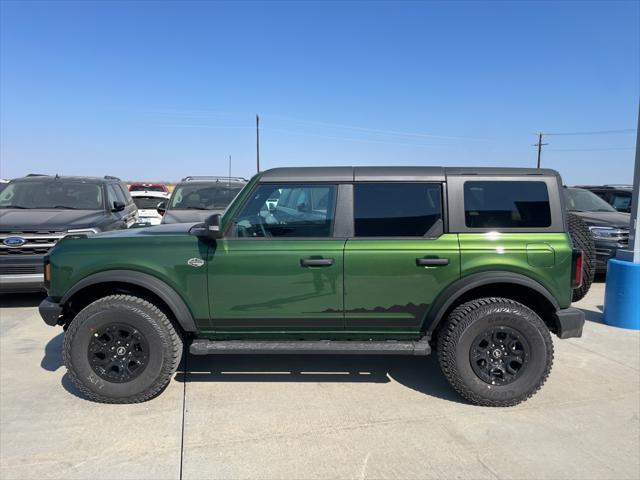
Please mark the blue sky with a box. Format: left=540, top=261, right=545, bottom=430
left=1, top=0, right=638, bottom=184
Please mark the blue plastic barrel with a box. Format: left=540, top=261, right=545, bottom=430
left=603, top=259, right=640, bottom=330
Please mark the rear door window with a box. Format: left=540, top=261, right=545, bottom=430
left=464, top=181, right=551, bottom=228
left=354, top=183, right=443, bottom=237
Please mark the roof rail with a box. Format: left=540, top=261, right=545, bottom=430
left=26, top=173, right=48, bottom=177
left=104, top=175, right=121, bottom=180
left=181, top=175, right=247, bottom=182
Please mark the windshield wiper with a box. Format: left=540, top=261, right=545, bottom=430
left=0, top=205, right=31, bottom=209
left=52, top=205, right=81, bottom=209
left=180, top=206, right=210, bottom=210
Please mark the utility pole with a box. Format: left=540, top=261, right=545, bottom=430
left=228, top=155, right=231, bottom=186
left=256, top=114, right=260, bottom=173
left=533, top=132, right=548, bottom=169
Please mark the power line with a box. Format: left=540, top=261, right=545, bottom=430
left=533, top=128, right=635, bottom=167
left=545, top=129, right=635, bottom=136
left=268, top=114, right=490, bottom=142
left=546, top=147, right=634, bottom=152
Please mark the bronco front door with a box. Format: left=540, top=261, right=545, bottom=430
left=207, top=183, right=345, bottom=332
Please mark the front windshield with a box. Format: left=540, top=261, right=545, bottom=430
left=0, top=181, right=103, bottom=210
left=133, top=196, right=165, bottom=209
left=169, top=184, right=243, bottom=210
left=564, top=188, right=616, bottom=212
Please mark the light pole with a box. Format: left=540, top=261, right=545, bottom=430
left=625, top=120, right=640, bottom=263
left=603, top=104, right=640, bottom=329
left=256, top=114, right=260, bottom=173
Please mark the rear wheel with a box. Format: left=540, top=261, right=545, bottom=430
left=567, top=212, right=595, bottom=302
left=63, top=294, right=183, bottom=403
left=438, top=297, right=553, bottom=407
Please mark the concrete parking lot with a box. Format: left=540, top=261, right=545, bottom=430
left=1, top=280, right=638, bottom=480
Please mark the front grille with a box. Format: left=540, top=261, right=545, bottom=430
left=618, top=231, right=629, bottom=247
left=0, top=265, right=41, bottom=275
left=0, top=231, right=65, bottom=256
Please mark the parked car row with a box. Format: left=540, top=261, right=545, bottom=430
left=0, top=174, right=247, bottom=292
left=0, top=171, right=632, bottom=293
left=564, top=186, right=631, bottom=273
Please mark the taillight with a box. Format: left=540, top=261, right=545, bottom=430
left=571, top=250, right=583, bottom=289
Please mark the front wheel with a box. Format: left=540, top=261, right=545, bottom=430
left=63, top=294, right=183, bottom=403
left=437, top=297, right=553, bottom=407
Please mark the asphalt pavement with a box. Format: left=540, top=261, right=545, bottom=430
left=1, top=280, right=638, bottom=480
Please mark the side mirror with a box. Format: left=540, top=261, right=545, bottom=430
left=190, top=213, right=222, bottom=240
left=157, top=201, right=167, bottom=216
left=112, top=200, right=125, bottom=212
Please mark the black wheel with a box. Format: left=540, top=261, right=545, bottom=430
left=437, top=297, right=553, bottom=407
left=63, top=294, right=183, bottom=403
left=567, top=212, right=595, bottom=302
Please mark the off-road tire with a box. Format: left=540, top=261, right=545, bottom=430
left=63, top=294, right=183, bottom=403
left=567, top=212, right=595, bottom=302
left=438, top=297, right=554, bottom=407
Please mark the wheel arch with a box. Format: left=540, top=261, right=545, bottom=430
left=60, top=270, right=197, bottom=333
left=425, top=272, right=561, bottom=339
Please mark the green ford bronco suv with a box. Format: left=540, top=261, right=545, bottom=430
left=39, top=167, right=585, bottom=406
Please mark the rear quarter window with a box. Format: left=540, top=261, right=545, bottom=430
left=464, top=181, right=551, bottom=228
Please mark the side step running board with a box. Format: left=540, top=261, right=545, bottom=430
left=190, top=338, right=431, bottom=356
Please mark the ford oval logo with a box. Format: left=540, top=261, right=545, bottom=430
left=2, top=236, right=27, bottom=247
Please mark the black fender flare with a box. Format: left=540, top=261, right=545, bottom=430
left=60, top=270, right=197, bottom=332
left=423, top=271, right=560, bottom=335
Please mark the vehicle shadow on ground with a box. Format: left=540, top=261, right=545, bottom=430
left=176, top=352, right=465, bottom=404
left=0, top=292, right=46, bottom=308
left=580, top=305, right=604, bottom=323
left=40, top=333, right=84, bottom=398
left=41, top=333, right=462, bottom=403
left=41, top=333, right=463, bottom=403
left=578, top=273, right=606, bottom=324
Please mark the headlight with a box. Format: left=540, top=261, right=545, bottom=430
left=66, top=228, right=101, bottom=238
left=588, top=226, right=626, bottom=240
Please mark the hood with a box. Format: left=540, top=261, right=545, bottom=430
left=96, top=222, right=197, bottom=238
left=162, top=209, right=223, bottom=224
left=0, top=209, right=108, bottom=231
left=570, top=210, right=631, bottom=229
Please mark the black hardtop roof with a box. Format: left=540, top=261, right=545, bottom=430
left=259, top=166, right=560, bottom=183
left=11, top=174, right=121, bottom=183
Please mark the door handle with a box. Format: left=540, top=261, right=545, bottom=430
left=300, top=258, right=335, bottom=267
left=416, top=257, right=449, bottom=267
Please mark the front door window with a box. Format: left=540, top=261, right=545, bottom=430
left=232, top=184, right=336, bottom=238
